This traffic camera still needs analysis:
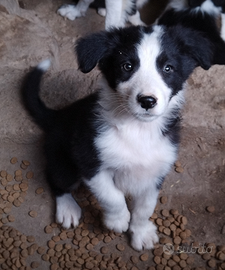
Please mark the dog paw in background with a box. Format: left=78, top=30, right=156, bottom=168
left=57, top=0, right=94, bottom=20
left=57, top=5, right=83, bottom=20
left=57, top=0, right=147, bottom=29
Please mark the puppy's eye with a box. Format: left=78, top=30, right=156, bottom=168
left=164, top=65, right=173, bottom=73
left=122, top=63, right=133, bottom=72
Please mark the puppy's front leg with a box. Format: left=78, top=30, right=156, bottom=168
left=129, top=185, right=159, bottom=251
left=85, top=170, right=130, bottom=233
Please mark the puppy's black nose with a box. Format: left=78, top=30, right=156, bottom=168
left=137, top=95, right=157, bottom=110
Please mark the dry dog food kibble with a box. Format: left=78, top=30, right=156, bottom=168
left=26, top=171, right=34, bottom=179
left=140, top=253, right=149, bottom=261
left=116, top=243, right=125, bottom=251
left=35, top=187, right=44, bottom=194
left=0, top=158, right=223, bottom=270
left=160, top=196, right=168, bottom=204
left=206, top=206, right=215, bottom=213
left=10, top=157, right=18, bottom=164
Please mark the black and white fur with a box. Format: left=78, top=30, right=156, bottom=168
left=158, top=0, right=225, bottom=65
left=22, top=25, right=213, bottom=250
left=58, top=0, right=148, bottom=29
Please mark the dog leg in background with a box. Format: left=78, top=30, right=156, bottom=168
left=104, top=0, right=124, bottom=29
left=127, top=0, right=148, bottom=26
left=128, top=11, right=146, bottom=26
left=129, top=185, right=159, bottom=250
left=85, top=170, right=130, bottom=232
left=58, top=0, right=94, bottom=21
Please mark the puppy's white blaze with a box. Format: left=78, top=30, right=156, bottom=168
left=56, top=193, right=81, bottom=228
left=118, top=26, right=171, bottom=120
left=37, top=59, right=51, bottom=72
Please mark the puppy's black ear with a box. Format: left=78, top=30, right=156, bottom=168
left=75, top=31, right=110, bottom=73
left=168, top=25, right=213, bottom=70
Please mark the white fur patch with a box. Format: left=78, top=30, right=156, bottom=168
left=167, top=0, right=222, bottom=15
left=166, top=0, right=188, bottom=11
left=57, top=0, right=94, bottom=20
left=128, top=11, right=146, bottom=26
left=58, top=5, right=82, bottom=20
left=199, top=0, right=222, bottom=15
left=130, top=220, right=159, bottom=250
left=85, top=170, right=130, bottom=233
left=104, top=0, right=147, bottom=29
left=136, top=0, right=148, bottom=9
left=129, top=184, right=159, bottom=250
left=56, top=193, right=81, bottom=228
left=37, top=59, right=51, bottom=72
left=105, top=0, right=124, bottom=29
left=97, top=8, right=106, bottom=17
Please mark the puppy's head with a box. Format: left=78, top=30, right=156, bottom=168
left=76, top=25, right=213, bottom=121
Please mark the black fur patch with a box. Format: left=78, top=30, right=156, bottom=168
left=156, top=25, right=213, bottom=96
left=76, top=26, right=150, bottom=89
left=44, top=93, right=102, bottom=195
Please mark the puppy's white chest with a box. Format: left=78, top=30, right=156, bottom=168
left=95, top=120, right=176, bottom=194
left=96, top=120, right=176, bottom=171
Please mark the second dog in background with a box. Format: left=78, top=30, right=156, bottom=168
left=58, top=0, right=225, bottom=49
left=158, top=0, right=225, bottom=65
left=58, top=0, right=148, bottom=29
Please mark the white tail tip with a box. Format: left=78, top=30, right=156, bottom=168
left=37, top=59, right=51, bottom=71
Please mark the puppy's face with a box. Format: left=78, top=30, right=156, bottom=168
left=76, top=25, right=213, bottom=121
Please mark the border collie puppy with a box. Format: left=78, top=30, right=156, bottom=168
left=22, top=25, right=213, bottom=250
left=158, top=0, right=225, bottom=65
left=58, top=0, right=148, bottom=29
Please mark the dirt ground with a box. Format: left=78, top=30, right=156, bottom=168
left=0, top=0, right=224, bottom=269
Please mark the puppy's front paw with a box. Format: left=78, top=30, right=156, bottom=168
left=56, top=194, right=82, bottom=229
left=104, top=207, right=130, bottom=233
left=130, top=221, right=158, bottom=251
left=57, top=5, right=83, bottom=20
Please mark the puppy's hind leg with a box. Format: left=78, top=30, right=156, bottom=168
left=46, top=149, right=82, bottom=229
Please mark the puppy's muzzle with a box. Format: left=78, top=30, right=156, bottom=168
left=137, top=95, right=157, bottom=111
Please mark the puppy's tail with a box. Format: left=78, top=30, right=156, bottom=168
left=22, top=60, right=56, bottom=132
